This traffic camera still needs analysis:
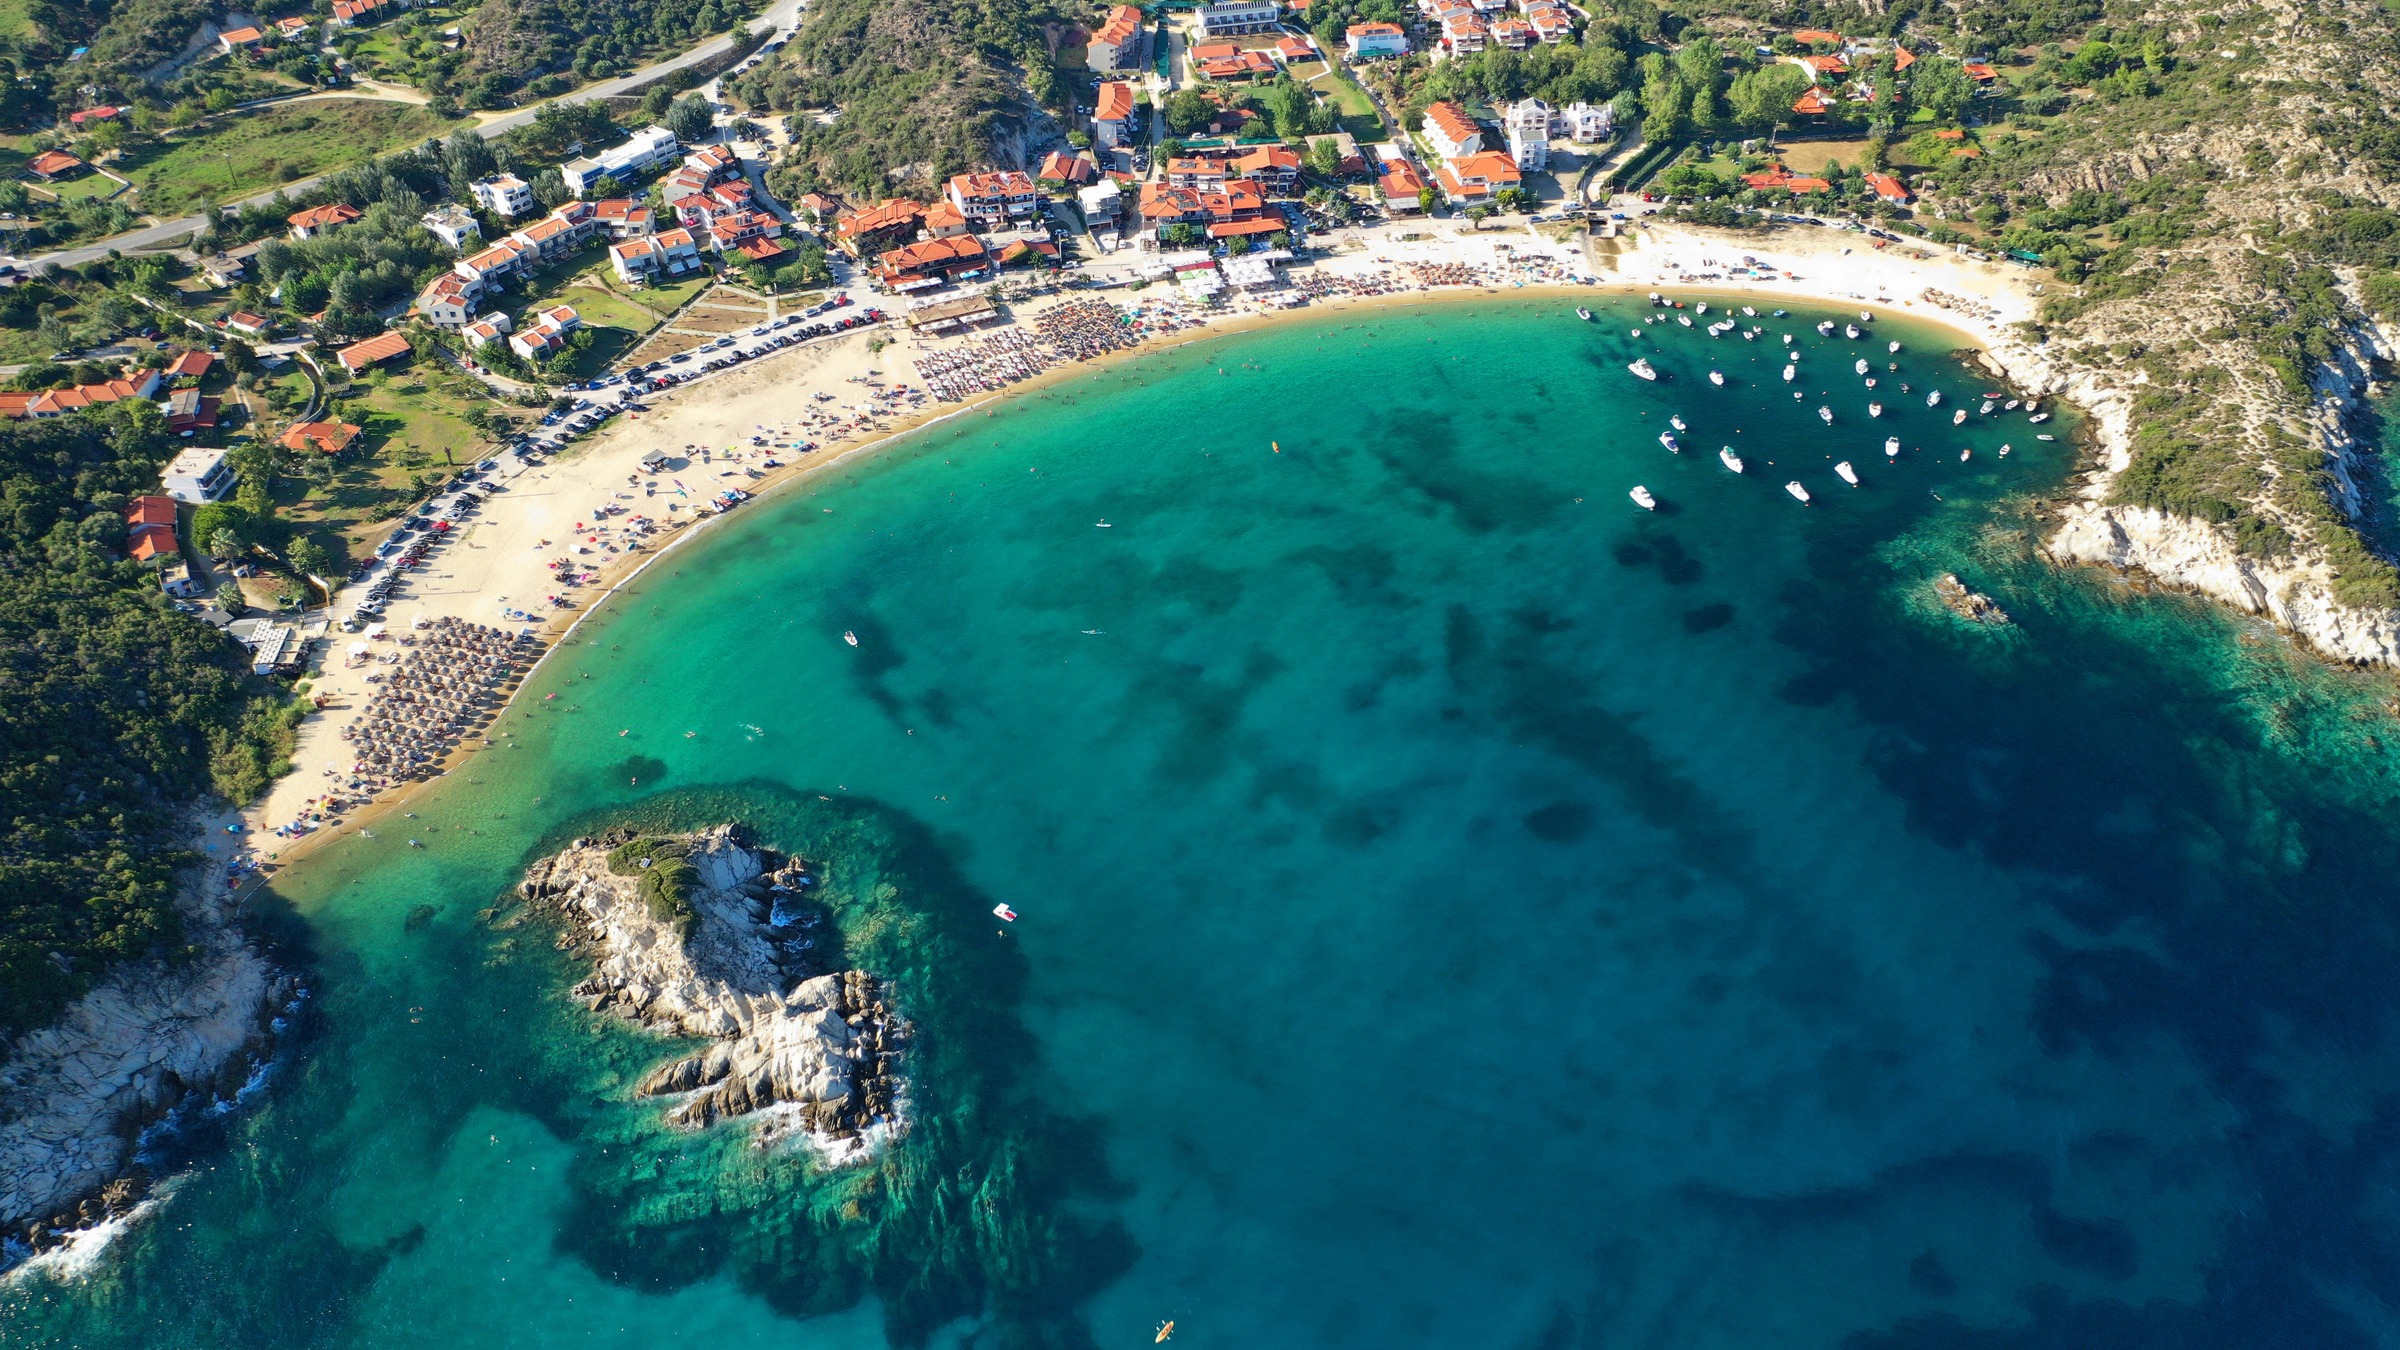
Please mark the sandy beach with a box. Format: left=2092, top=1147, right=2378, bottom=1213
left=240, top=213, right=2045, bottom=865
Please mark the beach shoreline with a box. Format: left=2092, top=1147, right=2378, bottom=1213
left=238, top=218, right=2050, bottom=872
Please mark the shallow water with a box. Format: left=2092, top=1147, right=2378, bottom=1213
left=12, top=298, right=2400, bottom=1348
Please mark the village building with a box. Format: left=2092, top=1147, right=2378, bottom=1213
left=877, top=235, right=991, bottom=291
left=164, top=350, right=215, bottom=382
left=1556, top=100, right=1615, bottom=141
left=224, top=311, right=272, bottom=337
left=1079, top=179, right=1124, bottom=232
left=508, top=304, right=582, bottom=360
left=216, top=26, right=267, bottom=52
left=1196, top=0, right=1280, bottom=35
left=1347, top=22, right=1407, bottom=58
left=421, top=204, right=481, bottom=249
left=1275, top=34, right=1318, bottom=63
left=471, top=173, right=537, bottom=219
left=1435, top=149, right=1521, bottom=202
left=1864, top=172, right=1912, bottom=204
left=833, top=198, right=927, bottom=256
left=1380, top=159, right=1429, bottom=213
left=280, top=420, right=363, bottom=455
left=1422, top=102, right=1483, bottom=159
left=1086, top=4, right=1148, bottom=71
left=124, top=495, right=178, bottom=562
left=163, top=387, right=219, bottom=434
left=27, top=150, right=86, bottom=181
left=1193, top=42, right=1276, bottom=79
left=287, top=203, right=363, bottom=240
left=560, top=125, right=679, bottom=197
left=162, top=446, right=235, bottom=503
left=461, top=313, right=513, bottom=347
left=1503, top=98, right=1552, bottom=170
left=1094, top=81, right=1138, bottom=148
left=945, top=170, right=1041, bottom=227
left=336, top=331, right=412, bottom=373
left=609, top=227, right=703, bottom=284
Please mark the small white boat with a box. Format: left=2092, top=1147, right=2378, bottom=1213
left=1959, top=448, right=1972, bottom=462
left=1888, top=340, right=1901, bottom=353
left=1998, top=443, right=2011, bottom=457
left=1649, top=291, right=1663, bottom=305
left=2026, top=401, right=2042, bottom=414
left=1628, top=358, right=1658, bottom=380
left=1884, top=436, right=1901, bottom=457
left=1719, top=446, right=1744, bottom=473
left=844, top=631, right=858, bottom=646
left=1951, top=409, right=1968, bottom=426
left=2004, top=399, right=2020, bottom=410
left=1096, top=520, right=1112, bottom=527
left=1708, top=370, right=1725, bottom=386
left=1659, top=432, right=1681, bottom=452
left=1781, top=333, right=1794, bottom=345
left=1858, top=310, right=1872, bottom=323
left=2037, top=433, right=2057, bottom=441
left=1742, top=305, right=1756, bottom=317
left=1817, top=406, right=1834, bottom=425
left=1695, top=302, right=1709, bottom=314
left=1980, top=400, right=1996, bottom=415
left=1785, top=481, right=1811, bottom=503
left=1630, top=485, right=1657, bottom=510
left=1868, top=402, right=1883, bottom=418
left=1927, top=390, right=1944, bottom=407
left=993, top=903, right=1017, bottom=921
left=2028, top=412, right=2051, bottom=424
left=1782, top=365, right=1797, bottom=382
left=1670, top=415, right=1687, bottom=432
left=1576, top=307, right=1594, bottom=321
left=1835, top=461, right=1859, bottom=485
left=1677, top=314, right=1693, bottom=327
left=1855, top=358, right=1870, bottom=375
left=1865, top=377, right=1878, bottom=388
left=1845, top=323, right=1861, bottom=339
left=1630, top=329, right=1642, bottom=337
left=1817, top=320, right=1835, bottom=335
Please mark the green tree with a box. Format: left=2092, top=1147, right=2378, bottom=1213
left=1308, top=136, right=1342, bottom=177
left=1165, top=87, right=1215, bottom=135
left=1909, top=58, right=1974, bottom=123
left=664, top=94, right=717, bottom=142
left=1728, top=63, right=1808, bottom=136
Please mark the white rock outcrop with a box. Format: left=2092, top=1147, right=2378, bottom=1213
left=517, top=826, right=905, bottom=1155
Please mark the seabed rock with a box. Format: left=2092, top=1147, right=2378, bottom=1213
left=1935, top=573, right=2010, bottom=624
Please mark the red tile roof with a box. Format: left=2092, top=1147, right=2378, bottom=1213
left=165, top=350, right=215, bottom=379
left=1792, top=28, right=1843, bottom=44
left=28, top=150, right=84, bottom=177
left=1865, top=172, right=1911, bottom=202
left=1424, top=101, right=1479, bottom=145
left=1092, top=3, right=1143, bottom=45
left=125, top=495, right=177, bottom=527
left=836, top=198, right=926, bottom=240
left=127, top=524, right=177, bottom=561
left=336, top=331, right=411, bottom=371
left=281, top=420, right=362, bottom=454
left=1964, top=62, right=1998, bottom=80
left=288, top=203, right=363, bottom=231
left=1096, top=81, right=1136, bottom=121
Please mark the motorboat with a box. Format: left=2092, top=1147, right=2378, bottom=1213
left=993, top=903, right=1018, bottom=921
left=1781, top=333, right=1794, bottom=345
left=2028, top=412, right=2051, bottom=424
left=2005, top=399, right=2020, bottom=410
left=1960, top=448, right=1973, bottom=462
left=2036, top=433, right=2057, bottom=441
left=1630, top=485, right=1657, bottom=510
left=1677, top=314, right=1693, bottom=327
left=1670, top=414, right=1688, bottom=432
left=1855, top=358, right=1870, bottom=375
left=1845, top=323, right=1861, bottom=339
left=1999, top=443, right=2012, bottom=457
left=1577, top=307, right=1594, bottom=321
left=1980, top=400, right=1996, bottom=415
left=1629, top=359, right=1658, bottom=380
left=1927, top=390, right=1944, bottom=407
left=1868, top=402, right=1884, bottom=417
left=1649, top=291, right=1664, bottom=305
left=1836, top=461, right=1859, bottom=485
left=1782, top=365, right=1797, bottom=381
left=1709, top=370, right=1726, bottom=386
left=1952, top=409, right=1968, bottom=425
left=1885, top=436, right=1901, bottom=457
left=1785, top=481, right=1812, bottom=503
left=1859, top=310, right=1873, bottom=322
left=1816, top=320, right=1836, bottom=335
left=1742, top=305, right=1757, bottom=316
left=1696, top=302, right=1709, bottom=314
left=1818, top=405, right=1834, bottom=424
left=1659, top=432, right=1681, bottom=452
left=844, top=631, right=858, bottom=646
left=1719, top=446, right=1744, bottom=473
left=1865, top=377, right=1878, bottom=388
left=1888, top=340, right=1901, bottom=353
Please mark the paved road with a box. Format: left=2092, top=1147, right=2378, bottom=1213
left=20, top=0, right=805, bottom=271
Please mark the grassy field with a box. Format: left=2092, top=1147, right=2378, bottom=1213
left=1774, top=136, right=1875, bottom=175
left=0, top=0, right=29, bottom=39
left=42, top=172, right=128, bottom=202
left=1314, top=67, right=1388, bottom=142
left=277, top=363, right=521, bottom=561
left=120, top=100, right=460, bottom=214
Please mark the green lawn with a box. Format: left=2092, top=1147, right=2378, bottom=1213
left=1316, top=67, right=1388, bottom=142
left=555, top=282, right=665, bottom=334
left=0, top=0, right=30, bottom=40
left=43, top=172, right=127, bottom=202
left=278, top=365, right=520, bottom=559
left=118, top=100, right=462, bottom=214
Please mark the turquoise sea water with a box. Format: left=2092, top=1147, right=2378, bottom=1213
left=13, top=297, right=2400, bottom=1348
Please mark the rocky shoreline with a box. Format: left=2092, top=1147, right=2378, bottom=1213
left=511, top=824, right=907, bottom=1157
left=0, top=897, right=301, bottom=1268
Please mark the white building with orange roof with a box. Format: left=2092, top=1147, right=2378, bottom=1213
left=945, top=170, right=1040, bottom=227
left=1094, top=81, right=1138, bottom=148
left=1422, top=101, right=1484, bottom=159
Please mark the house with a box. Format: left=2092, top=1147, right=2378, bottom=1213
left=1086, top=4, right=1148, bottom=72
left=225, top=311, right=272, bottom=337
left=1422, top=101, right=1483, bottom=159
left=706, top=210, right=781, bottom=254
left=280, top=420, right=362, bottom=454
left=834, top=198, right=926, bottom=255
left=1791, top=87, right=1830, bottom=116
left=201, top=251, right=250, bottom=286
left=1274, top=34, right=1318, bottom=63
left=27, top=150, right=86, bottom=181
left=560, top=125, right=679, bottom=197
left=287, top=203, right=363, bottom=239
left=1435, top=149, right=1520, bottom=202
left=276, top=16, right=313, bottom=38
left=1865, top=172, right=1912, bottom=204
left=609, top=228, right=701, bottom=284
left=67, top=105, right=121, bottom=127
left=1795, top=52, right=1848, bottom=79
left=1346, top=22, right=1408, bottom=58
left=1079, top=179, right=1124, bottom=230
left=682, top=144, right=739, bottom=180
left=734, top=236, right=789, bottom=265
left=162, top=446, right=235, bottom=503
left=945, top=170, right=1040, bottom=227
left=165, top=350, right=215, bottom=381
left=1440, top=13, right=1487, bottom=55
left=1193, top=42, right=1276, bottom=79
left=1740, top=164, right=1831, bottom=192
left=1038, top=150, right=1095, bottom=185
left=590, top=197, right=654, bottom=238
left=13, top=370, right=164, bottom=417
left=1490, top=17, right=1533, bottom=49
left=1503, top=98, right=1551, bottom=171
left=1522, top=1, right=1573, bottom=42
left=1196, top=0, right=1281, bottom=35
left=1226, top=144, right=1303, bottom=194
left=421, top=204, right=481, bottom=249
left=328, top=0, right=410, bottom=28
left=876, top=235, right=991, bottom=290
left=216, top=25, right=267, bottom=52
left=1963, top=61, right=1998, bottom=82
left=1892, top=45, right=1916, bottom=71
left=507, top=304, right=581, bottom=360
left=163, top=387, right=218, bottom=433
left=1791, top=27, right=1843, bottom=45
left=471, top=173, right=537, bottom=219
left=904, top=294, right=1003, bottom=335
left=1138, top=178, right=1273, bottom=238
left=1380, top=159, right=1429, bottom=212
left=1557, top=100, right=1614, bottom=141
left=125, top=495, right=178, bottom=562
left=337, top=331, right=412, bottom=373
left=1094, top=80, right=1138, bottom=148
left=461, top=313, right=513, bottom=347
left=417, top=272, right=476, bottom=327
left=796, top=191, right=844, bottom=222
left=1307, top=131, right=1367, bottom=176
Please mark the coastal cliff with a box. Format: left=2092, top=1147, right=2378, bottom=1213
left=0, top=897, right=299, bottom=1258
left=516, top=825, right=907, bottom=1157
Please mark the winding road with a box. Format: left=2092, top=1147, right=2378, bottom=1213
left=21, top=0, right=806, bottom=271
